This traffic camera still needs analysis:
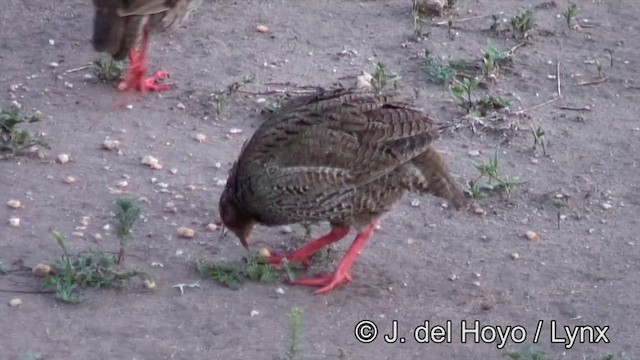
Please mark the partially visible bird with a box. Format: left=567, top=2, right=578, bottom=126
left=218, top=88, right=466, bottom=294
left=91, top=0, right=202, bottom=93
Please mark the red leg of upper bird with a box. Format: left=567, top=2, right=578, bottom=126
left=292, top=222, right=377, bottom=294
left=267, top=226, right=350, bottom=267
left=118, top=29, right=171, bottom=93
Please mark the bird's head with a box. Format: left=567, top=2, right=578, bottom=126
left=218, top=181, right=255, bottom=249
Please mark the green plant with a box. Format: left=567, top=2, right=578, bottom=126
left=477, top=95, right=511, bottom=115
left=372, top=62, right=401, bottom=92
left=505, top=346, right=547, bottom=360
left=0, top=105, right=48, bottom=158
left=262, top=96, right=288, bottom=114
left=604, top=48, right=615, bottom=67
left=196, top=255, right=304, bottom=290
left=424, top=55, right=457, bottom=85
left=43, top=231, right=151, bottom=304
left=411, top=1, right=425, bottom=38
left=93, top=56, right=125, bottom=81
left=283, top=307, right=305, bottom=360
left=482, top=42, right=509, bottom=77
left=114, top=198, right=141, bottom=264
left=467, top=150, right=523, bottom=199
left=510, top=10, right=535, bottom=39
left=450, top=77, right=479, bottom=113
left=595, top=59, right=604, bottom=78
left=562, top=4, right=577, bottom=29
left=531, top=125, right=547, bottom=156
left=21, top=352, right=44, bottom=360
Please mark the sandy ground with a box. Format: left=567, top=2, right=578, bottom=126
left=1, top=0, right=639, bottom=359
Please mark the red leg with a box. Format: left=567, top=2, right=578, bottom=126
left=267, top=226, right=350, bottom=267
left=118, top=29, right=171, bottom=93
left=292, top=222, right=377, bottom=294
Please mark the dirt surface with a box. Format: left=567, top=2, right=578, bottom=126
left=1, top=0, right=639, bottom=359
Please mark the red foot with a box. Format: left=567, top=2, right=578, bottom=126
left=289, top=222, right=377, bottom=295
left=265, top=227, right=350, bottom=268
left=292, top=272, right=353, bottom=294
left=118, top=70, right=171, bottom=92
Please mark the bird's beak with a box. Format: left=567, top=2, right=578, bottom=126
left=219, top=224, right=228, bottom=238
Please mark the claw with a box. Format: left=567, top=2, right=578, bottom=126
left=291, top=271, right=353, bottom=294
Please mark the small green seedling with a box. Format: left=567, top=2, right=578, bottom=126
left=477, top=95, right=511, bottom=115
left=450, top=77, right=479, bottom=113
left=411, top=1, right=424, bottom=38
left=604, top=48, right=615, bottom=67
left=595, top=59, right=604, bottom=78
left=0, top=105, right=48, bottom=158
left=114, top=198, right=141, bottom=264
left=505, top=346, right=547, bottom=360
left=283, top=307, right=305, bottom=360
left=43, top=230, right=151, bottom=304
left=510, top=10, right=535, bottom=39
left=93, top=56, right=125, bottom=82
left=196, top=254, right=304, bottom=290
left=562, top=4, right=578, bottom=30
left=531, top=125, right=547, bottom=156
left=262, top=96, right=288, bottom=114
left=424, top=55, right=457, bottom=85
left=482, top=42, right=509, bottom=78
left=372, top=62, right=401, bottom=92
left=469, top=150, right=523, bottom=198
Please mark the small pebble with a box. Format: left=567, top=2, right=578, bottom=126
left=176, top=102, right=186, bottom=110
left=472, top=281, right=481, bottom=287
left=256, top=25, right=269, bottom=33
left=102, top=224, right=111, bottom=231
left=215, top=179, right=227, bottom=187
left=510, top=252, right=520, bottom=260
left=280, top=226, right=293, bottom=234
left=9, top=298, right=23, bottom=307
left=250, top=310, right=260, bottom=317
left=214, top=162, right=222, bottom=169
left=525, top=230, right=538, bottom=241
left=258, top=248, right=271, bottom=258
left=48, top=39, right=55, bottom=45
left=57, top=154, right=69, bottom=164
left=143, top=280, right=157, bottom=289
left=102, top=139, right=120, bottom=151
left=206, top=223, right=219, bottom=232
left=116, top=180, right=128, bottom=188
left=32, top=264, right=52, bottom=277
left=229, top=128, right=243, bottom=134
left=64, top=176, right=77, bottom=184
left=275, top=287, right=285, bottom=294
left=49, top=62, right=59, bottom=68
left=177, top=227, right=196, bottom=239
left=8, top=217, right=20, bottom=227
left=169, top=168, right=178, bottom=175
left=468, top=150, right=480, bottom=157
left=141, top=155, right=160, bottom=167
left=410, top=199, right=420, bottom=207
left=195, top=133, right=207, bottom=143
left=7, top=199, right=21, bottom=209
left=601, top=202, right=613, bottom=210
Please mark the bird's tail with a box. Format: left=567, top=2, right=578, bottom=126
left=412, top=147, right=466, bottom=210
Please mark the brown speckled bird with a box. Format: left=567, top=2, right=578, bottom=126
left=91, top=0, right=202, bottom=92
left=219, top=88, right=465, bottom=294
